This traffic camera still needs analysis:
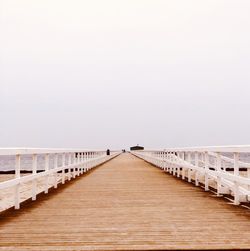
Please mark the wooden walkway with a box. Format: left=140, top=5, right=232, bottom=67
left=1, top=153, right=250, bottom=250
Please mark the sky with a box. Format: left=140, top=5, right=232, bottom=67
left=0, top=0, right=250, bottom=150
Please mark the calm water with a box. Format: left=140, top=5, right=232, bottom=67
left=0, top=155, right=66, bottom=172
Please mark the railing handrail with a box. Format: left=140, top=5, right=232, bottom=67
left=135, top=145, right=250, bottom=153
left=0, top=148, right=120, bottom=155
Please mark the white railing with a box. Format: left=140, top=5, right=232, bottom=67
left=131, top=146, right=250, bottom=205
left=0, top=148, right=121, bottom=211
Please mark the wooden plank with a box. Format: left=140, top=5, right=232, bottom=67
left=1, top=153, right=250, bottom=250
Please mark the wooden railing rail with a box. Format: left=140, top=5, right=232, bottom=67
left=131, top=146, right=250, bottom=205
left=0, top=148, right=121, bottom=210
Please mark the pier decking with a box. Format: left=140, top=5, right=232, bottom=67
left=1, top=153, right=250, bottom=250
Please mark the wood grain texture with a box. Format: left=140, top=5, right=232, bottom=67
left=1, top=153, right=250, bottom=250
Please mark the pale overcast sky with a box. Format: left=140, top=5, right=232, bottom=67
left=0, top=0, right=250, bottom=149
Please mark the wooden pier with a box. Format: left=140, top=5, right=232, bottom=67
left=1, top=153, right=250, bottom=250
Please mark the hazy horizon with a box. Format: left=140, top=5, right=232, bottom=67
left=1, top=0, right=250, bottom=150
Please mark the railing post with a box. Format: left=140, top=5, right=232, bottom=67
left=83, top=152, right=86, bottom=171
left=84, top=152, right=86, bottom=170
left=154, top=152, right=157, bottom=166
left=195, top=152, right=199, bottom=186
left=182, top=152, right=185, bottom=180
left=158, top=152, right=160, bottom=168
left=162, top=151, right=165, bottom=170
left=78, top=153, right=82, bottom=174
left=173, top=152, right=176, bottom=176
left=84, top=152, right=87, bottom=171
left=163, top=151, right=166, bottom=170
left=54, top=153, right=58, bottom=188
left=79, top=153, right=83, bottom=175
left=81, top=152, right=84, bottom=173
left=234, top=152, right=239, bottom=176
left=62, top=153, right=66, bottom=184
left=170, top=152, right=173, bottom=174
left=73, top=153, right=76, bottom=178
left=32, top=154, right=37, bottom=200
left=14, top=154, right=21, bottom=209
left=77, top=153, right=80, bottom=176
left=155, top=152, right=159, bottom=166
left=86, top=152, right=89, bottom=170
left=160, top=151, right=163, bottom=169
left=166, top=151, right=169, bottom=172
left=188, top=152, right=192, bottom=182
left=248, top=166, right=250, bottom=191
left=177, top=152, right=180, bottom=177
left=216, top=152, right=222, bottom=196
left=45, top=153, right=49, bottom=193
left=175, top=152, right=178, bottom=176
left=93, top=152, right=96, bottom=167
left=204, top=152, right=209, bottom=191
left=168, top=152, right=171, bottom=173
left=68, top=153, right=71, bottom=181
left=234, top=152, right=240, bottom=205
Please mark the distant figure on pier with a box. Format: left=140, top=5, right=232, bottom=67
left=106, top=149, right=110, bottom=156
